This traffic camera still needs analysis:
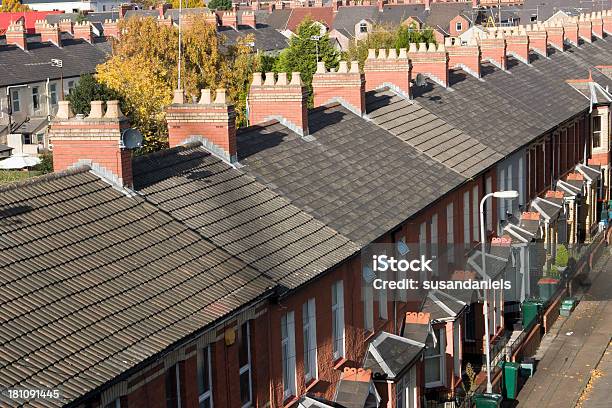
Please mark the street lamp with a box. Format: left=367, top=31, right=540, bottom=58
left=480, top=189, right=519, bottom=394
left=51, top=59, right=64, bottom=101
left=310, top=35, right=321, bottom=62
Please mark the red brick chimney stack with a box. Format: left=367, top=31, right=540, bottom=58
left=73, top=21, right=93, bottom=43
left=526, top=24, right=548, bottom=57
left=424, top=0, right=431, bottom=11
left=445, top=37, right=481, bottom=79
left=222, top=11, right=238, bottom=29
left=562, top=19, right=579, bottom=46
left=577, top=14, right=593, bottom=43
left=39, top=21, right=62, bottom=47
left=103, top=19, right=120, bottom=39
left=603, top=10, right=612, bottom=35
left=590, top=12, right=604, bottom=38
left=59, top=18, right=74, bottom=35
left=6, top=20, right=27, bottom=50
left=166, top=89, right=238, bottom=162
left=479, top=30, right=507, bottom=71
left=408, top=42, right=449, bottom=88
left=377, top=0, right=384, bottom=13
left=34, top=19, right=46, bottom=33
left=312, top=60, right=366, bottom=116
left=49, top=100, right=135, bottom=188
left=543, top=22, right=564, bottom=51
left=242, top=11, right=257, bottom=28
left=505, top=27, right=530, bottom=64
left=248, top=72, right=309, bottom=136
left=364, top=48, right=411, bottom=98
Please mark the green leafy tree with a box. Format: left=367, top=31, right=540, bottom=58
left=206, top=0, right=231, bottom=10
left=346, top=22, right=437, bottom=69
left=274, top=17, right=339, bottom=107
left=33, top=152, right=53, bottom=174
left=0, top=0, right=30, bottom=12
left=66, top=74, right=118, bottom=115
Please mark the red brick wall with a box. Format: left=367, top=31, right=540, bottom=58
left=545, top=26, right=564, bottom=51
left=563, top=22, right=579, bottom=46
left=447, top=45, right=481, bottom=78
left=480, top=38, right=507, bottom=70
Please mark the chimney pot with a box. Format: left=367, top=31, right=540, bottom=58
left=264, top=72, right=276, bottom=86
left=367, top=48, right=376, bottom=59
left=173, top=89, right=185, bottom=104
left=277, top=72, right=288, bottom=85
left=56, top=101, right=74, bottom=119
left=88, top=101, right=105, bottom=118
left=290, top=72, right=303, bottom=86
left=316, top=61, right=326, bottom=73
left=214, top=89, right=227, bottom=104
left=377, top=48, right=387, bottom=59
left=387, top=48, right=398, bottom=59
left=104, top=100, right=124, bottom=119
left=349, top=61, right=359, bottom=73
left=252, top=72, right=263, bottom=86
left=338, top=61, right=349, bottom=73
left=199, top=89, right=212, bottom=104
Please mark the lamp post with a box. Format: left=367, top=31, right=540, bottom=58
left=51, top=59, right=64, bottom=101
left=310, top=35, right=321, bottom=62
left=480, top=190, right=519, bottom=394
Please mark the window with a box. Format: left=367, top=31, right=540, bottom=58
left=506, top=164, right=513, bottom=215
left=331, top=280, right=345, bottom=360
left=472, top=185, right=479, bottom=242
left=197, top=346, right=213, bottom=408
left=593, top=115, right=602, bottom=148
left=238, top=322, right=252, bottom=407
left=50, top=84, right=58, bottom=105
left=446, top=203, right=454, bottom=263
left=485, top=177, right=493, bottom=231
left=281, top=311, right=296, bottom=399
left=23, top=134, right=32, bottom=145
left=455, top=21, right=463, bottom=32
left=518, top=156, right=525, bottom=206
left=424, top=328, right=445, bottom=387
left=396, top=237, right=407, bottom=301
left=32, top=87, right=40, bottom=110
left=463, top=191, right=470, bottom=244
left=104, top=399, right=121, bottom=408
left=453, top=320, right=461, bottom=378
left=499, top=168, right=506, bottom=225
left=530, top=15, right=537, bottom=22
left=103, top=5, right=106, bottom=11
left=395, top=366, right=417, bottom=408
left=68, top=80, right=75, bottom=94
left=165, top=363, right=182, bottom=408
left=303, top=298, right=318, bottom=382
left=359, top=22, right=368, bottom=33
left=11, top=90, right=20, bottom=112
left=465, top=307, right=476, bottom=341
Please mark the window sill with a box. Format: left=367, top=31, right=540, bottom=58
left=305, top=378, right=320, bottom=392
left=283, top=396, right=299, bottom=408
left=364, top=330, right=376, bottom=342
left=333, top=357, right=348, bottom=370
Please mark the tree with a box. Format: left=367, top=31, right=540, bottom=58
left=207, top=0, right=231, bottom=11
left=66, top=74, right=118, bottom=115
left=345, top=22, right=437, bottom=69
left=96, top=15, right=260, bottom=150
left=274, top=17, right=339, bottom=107
left=0, top=0, right=30, bottom=12
left=171, top=0, right=204, bottom=8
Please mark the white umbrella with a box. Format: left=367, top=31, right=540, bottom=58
left=0, top=154, right=41, bottom=170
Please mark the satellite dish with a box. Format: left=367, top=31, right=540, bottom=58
left=121, top=128, right=143, bottom=149
left=415, top=73, right=427, bottom=87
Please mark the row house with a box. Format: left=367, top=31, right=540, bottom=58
left=1, top=9, right=611, bottom=408
left=0, top=19, right=109, bottom=151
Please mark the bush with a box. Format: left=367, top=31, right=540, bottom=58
left=556, top=244, right=569, bottom=267
left=34, top=152, right=53, bottom=174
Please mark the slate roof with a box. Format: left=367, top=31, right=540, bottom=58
left=518, top=0, right=601, bottom=25
left=366, top=89, right=503, bottom=178
left=0, top=35, right=110, bottom=86
left=132, top=144, right=359, bottom=291
left=424, top=2, right=475, bottom=34
left=413, top=37, right=612, bottom=157
left=265, top=8, right=293, bottom=30
left=236, top=104, right=466, bottom=246
left=0, top=168, right=274, bottom=407
left=422, top=290, right=467, bottom=321
left=285, top=6, right=336, bottom=31
left=363, top=331, right=424, bottom=380
left=220, top=25, right=288, bottom=52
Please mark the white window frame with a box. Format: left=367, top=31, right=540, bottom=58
left=332, top=280, right=345, bottom=360
left=11, top=89, right=20, bottom=112
left=396, top=237, right=408, bottom=301
left=395, top=366, right=417, bottom=408
left=472, top=185, right=479, bottom=242
left=518, top=155, right=525, bottom=206
left=281, top=311, right=297, bottom=399
left=238, top=322, right=252, bottom=408
left=197, top=346, right=213, bottom=408
left=485, top=177, right=493, bottom=231
left=506, top=164, right=513, bottom=215
left=446, top=203, right=454, bottom=263
left=455, top=21, right=462, bottom=31
left=593, top=115, right=602, bottom=149
left=303, top=298, right=318, bottom=382
left=463, top=191, right=470, bottom=244
left=425, top=328, right=446, bottom=388
left=499, top=168, right=506, bottom=227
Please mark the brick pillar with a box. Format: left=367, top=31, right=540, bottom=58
left=49, top=100, right=135, bottom=187
left=479, top=31, right=507, bottom=71
left=578, top=14, right=592, bottom=43
left=526, top=25, right=548, bottom=57
left=248, top=72, right=309, bottom=136
left=6, top=20, right=27, bottom=50
left=364, top=48, right=411, bottom=98
left=445, top=37, right=481, bottom=79
left=73, top=21, right=93, bottom=43
left=544, top=22, right=564, bottom=51
left=166, top=89, right=237, bottom=162
left=59, top=18, right=74, bottom=34
left=312, top=60, right=365, bottom=115
left=505, top=27, right=530, bottom=64
left=590, top=11, right=604, bottom=39
left=408, top=42, right=449, bottom=87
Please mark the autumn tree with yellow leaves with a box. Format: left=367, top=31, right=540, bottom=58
left=0, top=0, right=30, bottom=12
left=96, top=15, right=260, bottom=151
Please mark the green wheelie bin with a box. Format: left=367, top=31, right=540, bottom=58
left=503, top=362, right=520, bottom=399
left=521, top=299, right=543, bottom=328
left=473, top=393, right=503, bottom=408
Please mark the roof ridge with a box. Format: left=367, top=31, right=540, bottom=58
left=0, top=165, right=90, bottom=194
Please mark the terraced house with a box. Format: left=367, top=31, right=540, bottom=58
left=0, top=8, right=611, bottom=408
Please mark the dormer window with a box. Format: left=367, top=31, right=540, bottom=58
left=360, top=22, right=368, bottom=33
left=455, top=21, right=463, bottom=32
